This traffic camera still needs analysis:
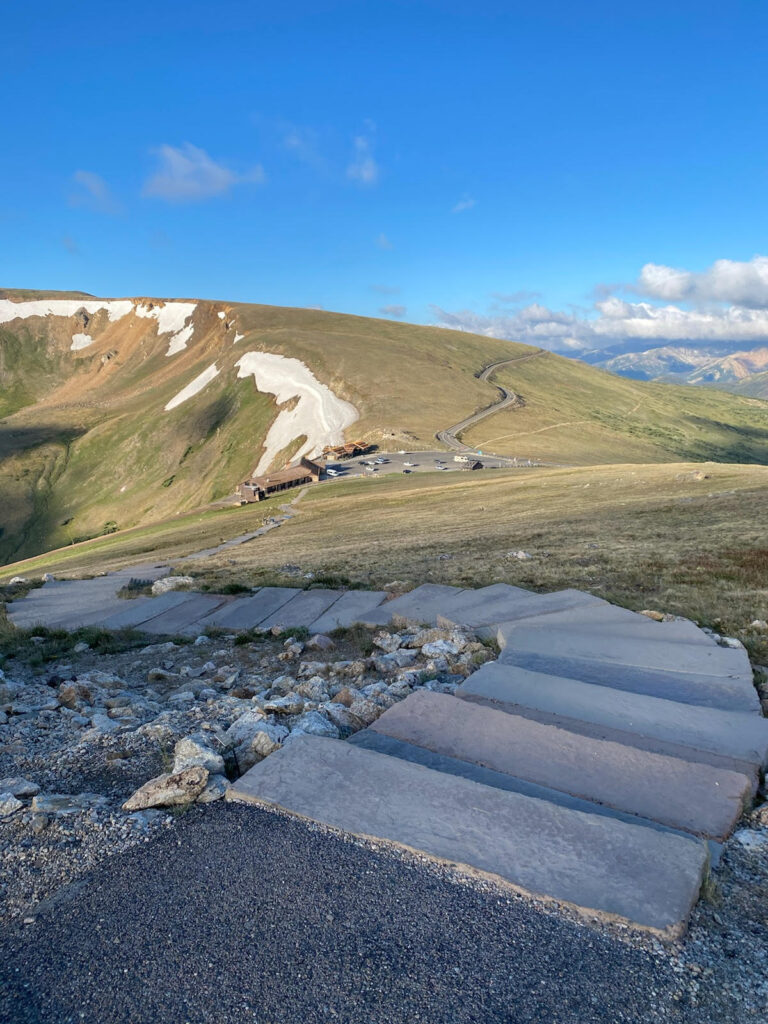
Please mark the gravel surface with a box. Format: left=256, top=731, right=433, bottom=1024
left=0, top=802, right=698, bottom=1024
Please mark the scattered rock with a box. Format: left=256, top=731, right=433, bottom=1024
left=31, top=793, right=110, bottom=816
left=288, top=710, right=340, bottom=739
left=306, top=634, right=335, bottom=652
left=732, top=829, right=768, bottom=852
left=0, top=776, right=41, bottom=799
left=0, top=793, right=24, bottom=817
left=263, top=693, right=305, bottom=715
left=197, top=774, right=229, bottom=803
left=151, top=575, right=194, bottom=596
left=172, top=734, right=226, bottom=775
left=373, top=631, right=403, bottom=653
left=122, top=767, right=209, bottom=811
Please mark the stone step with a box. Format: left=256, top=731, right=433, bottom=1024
left=99, top=591, right=195, bottom=630
left=498, top=649, right=760, bottom=714
left=139, top=594, right=232, bottom=635
left=227, top=735, right=708, bottom=939
left=492, top=607, right=716, bottom=646
left=348, top=729, right=724, bottom=855
left=368, top=691, right=751, bottom=839
left=500, top=625, right=751, bottom=679
left=194, top=588, right=302, bottom=630
left=435, top=588, right=605, bottom=629
left=457, top=662, right=768, bottom=774
left=308, top=591, right=388, bottom=633
left=360, top=583, right=468, bottom=627
left=258, top=589, right=345, bottom=629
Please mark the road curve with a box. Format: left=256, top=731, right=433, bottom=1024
left=436, top=350, right=545, bottom=461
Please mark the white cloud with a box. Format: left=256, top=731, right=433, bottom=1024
left=379, top=305, right=406, bottom=318
left=451, top=196, right=476, bottom=213
left=69, top=170, right=122, bottom=215
left=143, top=143, right=265, bottom=202
left=432, top=254, right=768, bottom=354
left=347, top=135, right=379, bottom=185
left=637, top=256, right=768, bottom=308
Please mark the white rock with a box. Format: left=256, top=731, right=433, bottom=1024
left=373, top=632, right=403, bottom=653
left=306, top=634, right=335, bottom=652
left=0, top=793, right=24, bottom=817
left=421, top=639, right=462, bottom=658
left=0, top=777, right=40, bottom=799
left=123, top=767, right=209, bottom=811
left=224, top=709, right=268, bottom=747
left=288, top=711, right=340, bottom=739
left=9, top=576, right=27, bottom=584
left=197, top=774, right=229, bottom=803
left=172, top=734, right=225, bottom=775
left=732, top=829, right=768, bottom=851
left=151, top=575, right=194, bottom=596
left=41, top=572, right=56, bottom=582
left=234, top=722, right=289, bottom=771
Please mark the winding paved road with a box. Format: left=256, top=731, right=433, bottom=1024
left=436, top=350, right=547, bottom=462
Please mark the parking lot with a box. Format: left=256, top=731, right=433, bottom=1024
left=322, top=449, right=538, bottom=481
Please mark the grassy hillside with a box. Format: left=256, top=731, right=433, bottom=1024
left=462, top=351, right=768, bottom=465
left=2, top=291, right=768, bottom=564
left=4, top=463, right=768, bottom=657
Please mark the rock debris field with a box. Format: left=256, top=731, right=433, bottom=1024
left=1, top=570, right=768, bottom=1022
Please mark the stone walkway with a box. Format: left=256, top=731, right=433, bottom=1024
left=8, top=574, right=768, bottom=938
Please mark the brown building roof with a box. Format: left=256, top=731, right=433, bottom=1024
left=249, top=465, right=314, bottom=490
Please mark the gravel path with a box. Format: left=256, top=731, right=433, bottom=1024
left=0, top=802, right=700, bottom=1024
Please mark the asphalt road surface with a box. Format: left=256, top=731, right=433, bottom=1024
left=326, top=449, right=539, bottom=481
left=0, top=803, right=690, bottom=1024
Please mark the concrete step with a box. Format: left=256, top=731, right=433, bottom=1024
left=258, top=589, right=345, bottom=629
left=435, top=588, right=605, bottom=629
left=492, top=607, right=716, bottom=646
left=498, top=649, right=760, bottom=714
left=368, top=691, right=751, bottom=839
left=457, top=662, right=768, bottom=775
left=195, top=588, right=302, bottom=630
left=360, top=584, right=469, bottom=627
left=499, top=625, right=752, bottom=680
left=227, top=735, right=708, bottom=939
left=308, top=591, right=388, bottom=633
left=139, top=594, right=232, bottom=635
left=348, top=729, right=724, bottom=857
left=98, top=591, right=195, bottom=630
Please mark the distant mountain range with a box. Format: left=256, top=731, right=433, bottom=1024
left=587, top=344, right=768, bottom=398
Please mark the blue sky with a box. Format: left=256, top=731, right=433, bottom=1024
left=3, top=0, right=768, bottom=351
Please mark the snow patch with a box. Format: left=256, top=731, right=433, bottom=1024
left=135, top=301, right=197, bottom=356
left=71, top=333, right=93, bottom=350
left=164, top=363, right=220, bottom=411
left=0, top=298, right=134, bottom=325
left=235, top=352, right=358, bottom=474
left=233, top=332, right=244, bottom=343
left=217, top=311, right=226, bottom=320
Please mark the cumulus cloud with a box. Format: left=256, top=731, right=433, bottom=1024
left=379, top=304, right=406, bottom=318
left=636, top=256, right=768, bottom=308
left=451, top=196, right=476, bottom=213
left=69, top=170, right=122, bottom=214
left=347, top=135, right=379, bottom=185
left=143, top=143, right=265, bottom=202
left=431, top=254, right=768, bottom=354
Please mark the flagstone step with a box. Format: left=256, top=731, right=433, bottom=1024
left=258, top=589, right=346, bottom=629
left=227, top=735, right=708, bottom=939
left=194, top=587, right=302, bottom=630
left=499, top=626, right=752, bottom=679
left=498, top=649, right=761, bottom=714
left=490, top=606, right=716, bottom=646
left=368, top=691, right=751, bottom=839
left=98, top=590, right=197, bottom=630
left=360, top=583, right=469, bottom=626
left=139, top=594, right=232, bottom=635
left=456, top=662, right=768, bottom=775
left=434, top=588, right=606, bottom=628
left=308, top=590, right=388, bottom=633
left=348, top=729, right=724, bottom=855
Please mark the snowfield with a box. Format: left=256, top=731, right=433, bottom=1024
left=0, top=299, right=134, bottom=324
left=235, top=351, right=359, bottom=474
left=70, top=333, right=93, bottom=350
left=164, top=363, right=220, bottom=411
left=135, top=302, right=197, bottom=356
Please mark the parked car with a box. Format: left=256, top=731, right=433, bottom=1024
left=403, top=461, right=415, bottom=466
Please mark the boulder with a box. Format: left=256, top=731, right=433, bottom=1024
left=306, top=634, right=335, bottom=652
left=151, top=575, right=194, bottom=596
left=333, top=686, right=360, bottom=708
left=234, top=722, right=289, bottom=772
left=288, top=711, right=340, bottom=739
left=348, top=698, right=385, bottom=725
left=197, top=774, right=230, bottom=803
left=32, top=793, right=111, bottom=815
left=0, top=776, right=40, bottom=799
left=263, top=693, right=305, bottom=715
left=421, top=639, right=463, bottom=658
left=173, top=734, right=226, bottom=775
left=295, top=677, right=330, bottom=702
left=373, top=632, right=403, bottom=653
left=322, top=703, right=366, bottom=737
left=0, top=793, right=23, bottom=817
left=122, top=767, right=208, bottom=811
left=224, top=709, right=268, bottom=747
